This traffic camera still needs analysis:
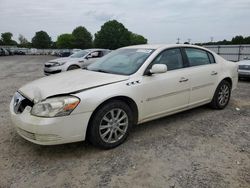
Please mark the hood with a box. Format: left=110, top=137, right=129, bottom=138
left=48, top=57, right=71, bottom=63
left=19, top=70, right=129, bottom=102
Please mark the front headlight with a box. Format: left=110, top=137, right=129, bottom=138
left=31, top=96, right=80, bottom=117
left=52, top=62, right=66, bottom=67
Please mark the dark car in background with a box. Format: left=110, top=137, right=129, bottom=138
left=14, top=50, right=26, bottom=55
left=58, top=51, right=72, bottom=57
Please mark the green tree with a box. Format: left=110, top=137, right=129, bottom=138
left=129, top=32, right=147, bottom=45
left=243, top=36, right=250, bottom=44
left=51, top=42, right=57, bottom=49
left=18, top=34, right=31, bottom=48
left=1, top=32, right=12, bottom=44
left=56, top=34, right=74, bottom=49
left=94, top=20, right=131, bottom=50
left=72, top=26, right=92, bottom=49
left=31, top=31, right=52, bottom=49
left=231, top=35, right=244, bottom=44
left=1, top=32, right=17, bottom=45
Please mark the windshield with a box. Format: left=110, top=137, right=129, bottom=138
left=70, top=50, right=89, bottom=58
left=87, top=48, right=154, bottom=75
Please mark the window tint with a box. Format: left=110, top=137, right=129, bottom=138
left=185, top=48, right=210, bottom=66
left=151, top=48, right=183, bottom=71
left=207, top=52, right=215, bottom=63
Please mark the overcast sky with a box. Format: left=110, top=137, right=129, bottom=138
left=0, top=0, right=250, bottom=44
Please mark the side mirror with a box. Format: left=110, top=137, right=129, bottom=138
left=150, top=64, right=167, bottom=74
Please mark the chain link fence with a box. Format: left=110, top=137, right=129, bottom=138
left=204, top=45, right=250, bottom=62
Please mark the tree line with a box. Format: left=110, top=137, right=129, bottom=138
left=196, top=35, right=250, bottom=46
left=0, top=20, right=147, bottom=50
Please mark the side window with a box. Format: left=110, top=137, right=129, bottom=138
left=151, top=48, right=184, bottom=71
left=207, top=52, right=216, bottom=63
left=103, top=50, right=110, bottom=56
left=91, top=51, right=101, bottom=58
left=185, top=48, right=210, bottom=66
left=99, top=51, right=104, bottom=57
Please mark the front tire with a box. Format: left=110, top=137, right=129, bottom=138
left=210, top=80, right=231, bottom=109
left=67, top=65, right=80, bottom=71
left=88, top=100, right=133, bottom=149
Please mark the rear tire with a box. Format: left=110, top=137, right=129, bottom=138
left=67, top=65, right=80, bottom=71
left=209, top=80, right=231, bottom=109
left=88, top=100, right=133, bottom=149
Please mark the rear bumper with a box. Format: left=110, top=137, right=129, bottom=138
left=10, top=98, right=92, bottom=145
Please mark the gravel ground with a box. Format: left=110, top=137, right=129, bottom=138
left=0, top=55, right=249, bottom=188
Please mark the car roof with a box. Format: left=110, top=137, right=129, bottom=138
left=122, top=44, right=209, bottom=51
left=85, top=48, right=110, bottom=52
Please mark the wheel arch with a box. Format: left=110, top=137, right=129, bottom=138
left=67, top=64, right=81, bottom=70
left=86, top=96, right=139, bottom=139
left=220, top=77, right=232, bottom=88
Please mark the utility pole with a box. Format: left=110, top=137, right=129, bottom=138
left=188, top=38, right=191, bottom=44
left=177, top=38, right=180, bottom=44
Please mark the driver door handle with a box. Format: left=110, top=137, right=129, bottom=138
left=179, top=77, right=189, bottom=82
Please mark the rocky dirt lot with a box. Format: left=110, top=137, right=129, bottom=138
left=0, top=56, right=249, bottom=188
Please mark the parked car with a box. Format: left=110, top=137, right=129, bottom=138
left=58, top=51, right=71, bottom=57
left=10, top=44, right=238, bottom=148
left=14, top=50, right=26, bottom=55
left=6, top=49, right=14, bottom=55
left=72, top=49, right=81, bottom=54
left=0, top=48, right=5, bottom=56
left=238, top=59, right=250, bottom=79
left=0, top=48, right=9, bottom=56
left=30, top=48, right=38, bottom=55
left=44, top=49, right=111, bottom=75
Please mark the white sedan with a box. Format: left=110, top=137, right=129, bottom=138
left=238, top=59, right=250, bottom=79
left=44, top=49, right=110, bottom=75
left=10, top=44, right=238, bottom=149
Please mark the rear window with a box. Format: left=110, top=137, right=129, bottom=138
left=185, top=48, right=210, bottom=66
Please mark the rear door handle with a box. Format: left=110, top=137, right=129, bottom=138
left=179, top=77, right=189, bottom=82
left=211, top=71, right=218, bottom=75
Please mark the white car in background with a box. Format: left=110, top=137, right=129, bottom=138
left=44, top=49, right=111, bottom=75
left=238, top=59, right=250, bottom=79
left=10, top=44, right=238, bottom=149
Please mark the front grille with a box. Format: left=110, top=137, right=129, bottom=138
left=13, top=92, right=33, bottom=114
left=239, top=65, right=250, bottom=70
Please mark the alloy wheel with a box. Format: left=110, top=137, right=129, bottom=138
left=218, top=84, right=230, bottom=106
left=99, top=108, right=128, bottom=144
